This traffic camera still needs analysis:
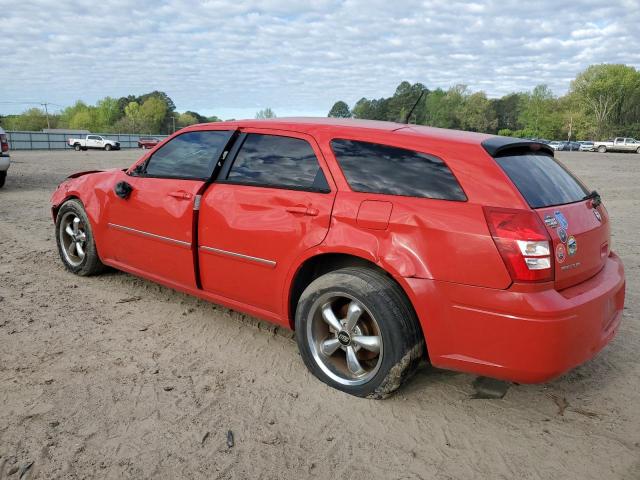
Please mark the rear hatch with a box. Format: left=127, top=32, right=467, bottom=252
left=495, top=152, right=610, bottom=290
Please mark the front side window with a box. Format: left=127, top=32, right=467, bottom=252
left=145, top=130, right=231, bottom=179
left=88, top=135, right=100, bottom=140
left=226, top=134, right=329, bottom=192
left=330, top=139, right=466, bottom=200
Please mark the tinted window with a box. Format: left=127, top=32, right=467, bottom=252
left=330, top=139, right=466, bottom=200
left=145, top=130, right=231, bottom=179
left=495, top=154, right=588, bottom=208
left=226, top=134, right=329, bottom=191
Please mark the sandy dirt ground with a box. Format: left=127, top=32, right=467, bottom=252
left=0, top=148, right=639, bottom=480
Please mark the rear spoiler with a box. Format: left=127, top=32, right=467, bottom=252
left=481, top=137, right=554, bottom=157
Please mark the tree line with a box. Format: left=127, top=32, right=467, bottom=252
left=328, top=64, right=640, bottom=140
left=0, top=91, right=222, bottom=134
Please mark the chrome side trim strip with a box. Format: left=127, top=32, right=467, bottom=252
left=199, top=245, right=276, bottom=267
left=108, top=223, right=191, bottom=247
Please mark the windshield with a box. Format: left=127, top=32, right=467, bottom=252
left=495, top=153, right=589, bottom=209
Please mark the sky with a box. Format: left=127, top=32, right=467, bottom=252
left=1, top=0, right=639, bottom=119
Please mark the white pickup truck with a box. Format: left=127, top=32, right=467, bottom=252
left=593, top=137, right=640, bottom=153
left=68, top=135, right=120, bottom=151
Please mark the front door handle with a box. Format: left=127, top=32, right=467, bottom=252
left=285, top=206, right=319, bottom=216
left=168, top=191, right=193, bottom=200
left=114, top=181, right=133, bottom=199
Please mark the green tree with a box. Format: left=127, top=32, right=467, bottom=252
left=255, top=108, right=276, bottom=119
left=177, top=112, right=198, bottom=128
left=59, top=101, right=95, bottom=130
left=518, top=85, right=562, bottom=139
left=570, top=64, right=640, bottom=139
left=69, top=110, right=94, bottom=130
left=423, top=86, right=467, bottom=129
left=95, top=97, right=121, bottom=130
left=493, top=93, right=524, bottom=132
left=328, top=101, right=351, bottom=118
left=459, top=92, right=497, bottom=132
left=123, top=101, right=143, bottom=133
left=386, top=82, right=428, bottom=123
left=351, top=97, right=389, bottom=120
left=183, top=111, right=208, bottom=123
left=3, top=108, right=51, bottom=131
left=140, top=97, right=168, bottom=133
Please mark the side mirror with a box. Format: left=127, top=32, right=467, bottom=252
left=115, top=181, right=133, bottom=199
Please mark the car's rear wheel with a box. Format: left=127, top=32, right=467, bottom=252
left=74, top=143, right=81, bottom=151
left=598, top=145, right=607, bottom=153
left=636, top=147, right=640, bottom=154
left=55, top=200, right=105, bottom=276
left=105, top=144, right=112, bottom=151
left=0, top=171, right=6, bottom=188
left=295, top=267, right=425, bottom=399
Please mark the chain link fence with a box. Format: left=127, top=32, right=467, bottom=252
left=6, top=131, right=168, bottom=150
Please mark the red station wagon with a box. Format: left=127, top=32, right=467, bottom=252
left=51, top=118, right=626, bottom=398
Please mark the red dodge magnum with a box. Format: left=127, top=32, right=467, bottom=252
left=51, top=118, right=625, bottom=398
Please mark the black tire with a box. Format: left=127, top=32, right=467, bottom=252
left=74, top=143, right=81, bottom=151
left=598, top=145, right=607, bottom=153
left=0, top=171, right=6, bottom=188
left=636, top=147, right=640, bottom=154
left=55, top=199, right=105, bottom=276
left=295, top=267, right=425, bottom=399
left=105, top=144, right=112, bottom=151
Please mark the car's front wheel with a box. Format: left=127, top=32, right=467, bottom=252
left=105, top=144, right=112, bottom=151
left=295, top=267, right=425, bottom=399
left=55, top=199, right=105, bottom=276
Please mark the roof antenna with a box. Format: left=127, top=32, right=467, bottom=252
left=401, top=89, right=426, bottom=124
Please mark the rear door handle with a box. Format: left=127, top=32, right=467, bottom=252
left=285, top=206, right=319, bottom=216
left=168, top=191, right=193, bottom=200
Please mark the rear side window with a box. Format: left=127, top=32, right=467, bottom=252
left=145, top=130, right=231, bottom=179
left=330, top=139, right=466, bottom=200
left=226, top=134, right=330, bottom=192
left=495, top=154, right=588, bottom=208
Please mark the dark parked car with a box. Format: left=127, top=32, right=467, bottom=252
left=558, top=141, right=581, bottom=151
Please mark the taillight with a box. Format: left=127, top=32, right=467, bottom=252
left=0, top=134, right=8, bottom=153
left=483, top=207, right=554, bottom=283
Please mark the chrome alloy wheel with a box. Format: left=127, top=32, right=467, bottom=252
left=59, top=211, right=87, bottom=267
left=307, top=293, right=383, bottom=386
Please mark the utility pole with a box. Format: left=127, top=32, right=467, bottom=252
left=41, top=102, right=51, bottom=130
left=172, top=115, right=176, bottom=133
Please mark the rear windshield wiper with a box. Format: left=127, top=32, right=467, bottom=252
left=583, top=190, right=601, bottom=208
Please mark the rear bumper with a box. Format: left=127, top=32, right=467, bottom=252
left=0, top=154, right=10, bottom=172
left=408, top=253, right=625, bottom=383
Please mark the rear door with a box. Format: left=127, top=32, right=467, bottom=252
left=198, top=129, right=336, bottom=315
left=103, top=129, right=234, bottom=288
left=495, top=152, right=609, bottom=290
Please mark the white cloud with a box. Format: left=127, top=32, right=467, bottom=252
left=0, top=0, right=639, bottom=118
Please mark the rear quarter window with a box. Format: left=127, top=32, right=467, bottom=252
left=495, top=154, right=588, bottom=208
left=330, top=139, right=466, bottom=201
